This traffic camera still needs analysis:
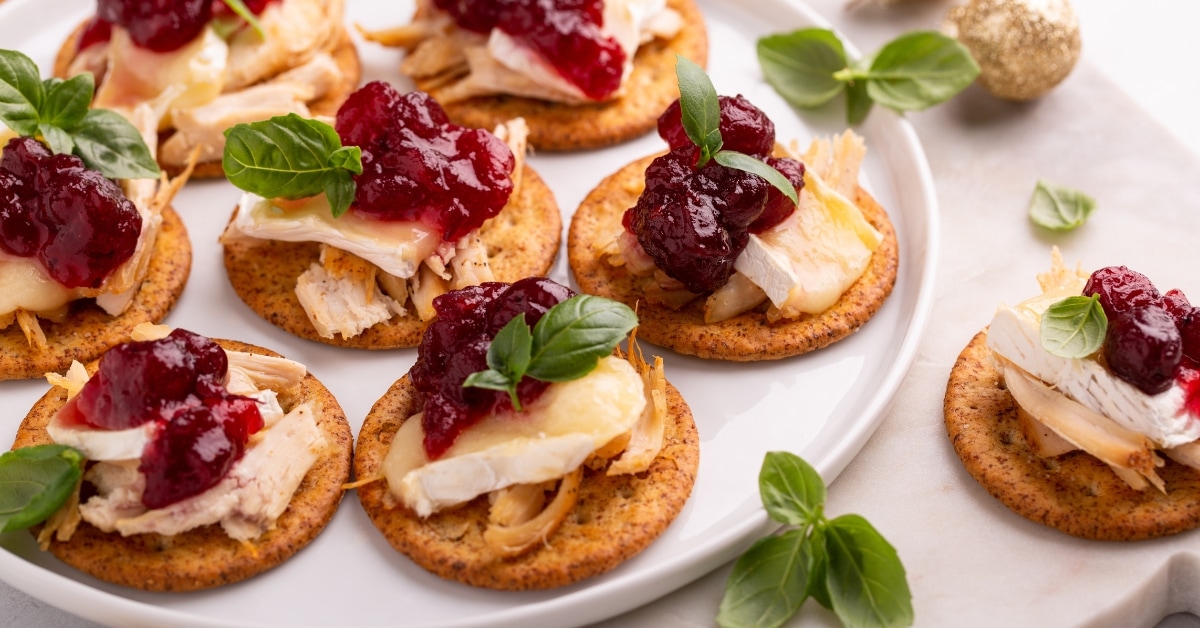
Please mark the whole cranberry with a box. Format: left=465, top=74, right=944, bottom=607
left=753, top=156, right=805, bottom=233
left=1084, top=266, right=1161, bottom=322
left=97, top=0, right=213, bottom=52
left=658, top=95, right=777, bottom=157
left=1105, top=305, right=1183, bottom=395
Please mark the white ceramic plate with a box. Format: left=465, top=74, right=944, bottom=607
left=0, top=0, right=937, bottom=625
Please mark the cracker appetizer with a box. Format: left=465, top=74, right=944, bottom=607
left=55, top=0, right=361, bottom=178
left=354, top=277, right=699, bottom=589
left=568, top=60, right=898, bottom=360
left=0, top=50, right=192, bottom=380
left=220, top=81, right=561, bottom=348
left=359, top=0, right=708, bottom=150
left=3, top=324, right=352, bottom=590
left=945, top=251, right=1200, bottom=540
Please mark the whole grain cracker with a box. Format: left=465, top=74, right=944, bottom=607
left=0, top=205, right=191, bottom=381
left=414, top=0, right=707, bottom=151
left=353, top=369, right=699, bottom=590
left=944, top=330, right=1200, bottom=540
left=222, top=165, right=562, bottom=349
left=54, top=24, right=363, bottom=179
left=567, top=155, right=899, bottom=361
left=11, top=339, right=353, bottom=591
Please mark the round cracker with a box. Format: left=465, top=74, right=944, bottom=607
left=353, top=368, right=699, bottom=590
left=567, top=155, right=899, bottom=361
left=0, top=206, right=191, bottom=381
left=414, top=0, right=708, bottom=151
left=55, top=23, right=363, bottom=180
left=944, top=330, right=1200, bottom=540
left=222, top=165, right=562, bottom=349
left=11, top=339, right=353, bottom=591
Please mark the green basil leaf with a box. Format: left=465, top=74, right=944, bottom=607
left=1029, top=179, right=1096, bottom=231
left=824, top=514, right=914, bottom=628
left=862, top=31, right=979, bottom=112
left=40, top=73, right=92, bottom=130
left=1040, top=295, right=1107, bottom=358
left=323, top=174, right=356, bottom=219
left=846, top=78, right=873, bottom=126
left=675, top=54, right=723, bottom=164
left=39, top=122, right=74, bottom=156
left=223, top=114, right=360, bottom=211
left=714, top=150, right=799, bottom=207
left=462, top=369, right=514, bottom=392
left=70, top=109, right=160, bottom=179
left=806, top=525, right=832, bottom=609
left=488, top=313, right=534, bottom=379
left=220, top=0, right=266, bottom=39
left=716, top=528, right=811, bottom=628
left=526, top=295, right=637, bottom=382
left=759, top=451, right=825, bottom=526
left=329, top=145, right=364, bottom=175
left=756, top=29, right=847, bottom=109
left=0, top=445, right=84, bottom=532
left=0, top=49, right=44, bottom=136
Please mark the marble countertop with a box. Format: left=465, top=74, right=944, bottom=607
left=4, top=0, right=1200, bottom=626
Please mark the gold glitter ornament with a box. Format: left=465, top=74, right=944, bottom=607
left=943, top=0, right=1081, bottom=101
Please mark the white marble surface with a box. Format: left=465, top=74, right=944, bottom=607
left=4, top=0, right=1200, bottom=626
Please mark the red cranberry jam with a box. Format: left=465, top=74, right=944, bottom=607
left=410, top=277, right=574, bottom=459
left=81, top=0, right=280, bottom=52
left=1083, top=266, right=1200, bottom=402
left=432, top=0, right=625, bottom=100
left=335, top=82, right=515, bottom=242
left=64, top=329, right=264, bottom=509
left=0, top=137, right=140, bottom=290
left=623, top=95, right=805, bottom=293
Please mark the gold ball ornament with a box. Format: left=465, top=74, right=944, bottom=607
left=943, top=0, right=1082, bottom=101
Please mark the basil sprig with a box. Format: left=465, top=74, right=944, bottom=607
left=0, top=445, right=85, bottom=533
left=718, top=452, right=913, bottom=628
left=218, top=0, right=267, bottom=39
left=0, top=49, right=159, bottom=179
left=1029, top=180, right=1096, bottom=231
left=223, top=114, right=363, bottom=218
left=1040, top=294, right=1107, bottom=358
left=462, top=295, right=637, bottom=411
left=758, top=29, right=980, bottom=125
left=675, top=56, right=798, bottom=206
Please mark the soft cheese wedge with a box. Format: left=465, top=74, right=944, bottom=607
left=382, top=356, right=646, bottom=516
left=988, top=289, right=1200, bottom=449
left=733, top=167, right=882, bottom=320
left=226, top=193, right=444, bottom=279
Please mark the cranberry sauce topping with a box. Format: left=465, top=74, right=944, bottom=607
left=410, top=277, right=574, bottom=459
left=432, top=0, right=625, bottom=100
left=96, top=0, right=212, bottom=52
left=0, top=137, right=140, bottom=289
left=335, top=82, right=515, bottom=242
left=1082, top=266, right=1200, bottom=397
left=81, top=0, right=279, bottom=52
left=623, top=95, right=805, bottom=293
left=70, top=329, right=264, bottom=509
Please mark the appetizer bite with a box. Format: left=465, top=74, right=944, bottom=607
left=0, top=50, right=191, bottom=380
left=55, top=0, right=361, bottom=177
left=567, top=59, right=898, bottom=360
left=7, top=324, right=352, bottom=590
left=220, top=81, right=562, bottom=348
left=353, top=278, right=698, bottom=589
left=360, top=0, right=708, bottom=150
left=945, top=251, right=1200, bottom=540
